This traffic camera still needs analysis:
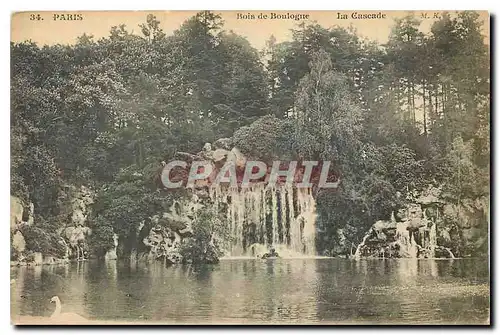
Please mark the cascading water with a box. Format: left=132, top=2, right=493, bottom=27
left=396, top=221, right=418, bottom=258
left=210, top=183, right=317, bottom=257
left=353, top=230, right=371, bottom=259
left=429, top=222, right=437, bottom=258
left=353, top=208, right=457, bottom=259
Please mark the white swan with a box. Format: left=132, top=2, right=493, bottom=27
left=50, top=296, right=88, bottom=323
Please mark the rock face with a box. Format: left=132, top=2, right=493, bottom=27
left=10, top=196, right=35, bottom=262
left=11, top=196, right=24, bottom=232
left=10, top=196, right=34, bottom=231
left=354, top=219, right=400, bottom=258
left=55, top=185, right=95, bottom=260
left=12, top=231, right=26, bottom=255
left=70, top=185, right=94, bottom=226
left=141, top=225, right=183, bottom=264
left=354, top=186, right=488, bottom=258
left=441, top=196, right=489, bottom=257
left=63, top=226, right=92, bottom=259
left=137, top=196, right=201, bottom=264
left=212, top=148, right=230, bottom=164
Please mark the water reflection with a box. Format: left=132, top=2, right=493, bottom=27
left=11, top=258, right=489, bottom=324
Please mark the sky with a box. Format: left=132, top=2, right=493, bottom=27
left=11, top=10, right=489, bottom=50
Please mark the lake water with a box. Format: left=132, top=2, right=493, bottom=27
left=11, top=258, right=490, bottom=325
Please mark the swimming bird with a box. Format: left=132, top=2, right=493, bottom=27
left=49, top=296, right=88, bottom=324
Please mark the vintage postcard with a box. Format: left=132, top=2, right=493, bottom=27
left=10, top=10, right=490, bottom=325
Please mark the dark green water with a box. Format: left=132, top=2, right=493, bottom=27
left=11, top=258, right=489, bottom=324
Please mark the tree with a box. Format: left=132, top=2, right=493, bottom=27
left=293, top=49, right=362, bottom=163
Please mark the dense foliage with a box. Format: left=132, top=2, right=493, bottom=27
left=11, top=11, right=489, bottom=259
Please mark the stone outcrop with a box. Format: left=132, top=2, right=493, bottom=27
left=11, top=185, right=98, bottom=264
left=58, top=185, right=95, bottom=260
left=212, top=148, right=230, bottom=164
left=10, top=196, right=34, bottom=231
left=12, top=231, right=26, bottom=255
left=441, top=196, right=489, bottom=257
left=10, top=196, right=35, bottom=262
left=141, top=224, right=183, bottom=264
left=10, top=196, right=24, bottom=232
left=354, top=186, right=488, bottom=259
left=69, top=185, right=94, bottom=226
left=63, top=226, right=92, bottom=260
left=137, top=195, right=203, bottom=263
left=213, top=137, right=233, bottom=150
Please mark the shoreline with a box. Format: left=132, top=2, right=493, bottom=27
left=10, top=256, right=485, bottom=268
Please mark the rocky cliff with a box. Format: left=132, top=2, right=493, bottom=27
left=11, top=184, right=113, bottom=265
left=353, top=186, right=489, bottom=259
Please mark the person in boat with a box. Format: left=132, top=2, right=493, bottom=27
left=261, top=248, right=280, bottom=259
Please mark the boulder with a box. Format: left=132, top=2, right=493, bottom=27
left=10, top=196, right=24, bottom=231
left=140, top=195, right=203, bottom=263
left=142, top=225, right=183, bottom=264
left=12, top=231, right=26, bottom=254
left=373, top=220, right=397, bottom=231
left=407, top=217, right=425, bottom=231
left=64, top=226, right=92, bottom=242
left=203, top=143, right=212, bottom=152
left=372, top=220, right=397, bottom=240
left=229, top=147, right=247, bottom=169
left=199, top=143, right=214, bottom=160
left=214, top=138, right=233, bottom=150
left=439, top=228, right=451, bottom=243
left=416, top=186, right=443, bottom=206
left=395, top=208, right=407, bottom=222
left=212, top=148, right=230, bottom=164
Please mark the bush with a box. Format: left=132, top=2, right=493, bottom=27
left=19, top=222, right=66, bottom=258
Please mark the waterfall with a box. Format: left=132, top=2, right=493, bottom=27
left=212, top=184, right=317, bottom=257
left=353, top=210, right=457, bottom=259
left=354, top=229, right=371, bottom=259
left=271, top=188, right=279, bottom=246
left=429, top=222, right=437, bottom=258
left=296, top=188, right=317, bottom=256
left=396, top=222, right=418, bottom=258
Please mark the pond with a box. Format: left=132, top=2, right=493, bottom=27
left=11, top=258, right=490, bottom=325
